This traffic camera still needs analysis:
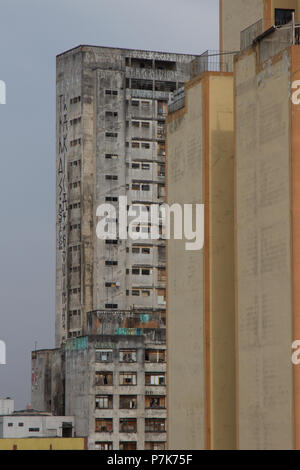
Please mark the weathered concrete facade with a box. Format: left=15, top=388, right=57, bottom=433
left=234, top=25, right=300, bottom=449
left=33, top=326, right=166, bottom=450
left=56, top=46, right=197, bottom=346
left=167, top=70, right=235, bottom=450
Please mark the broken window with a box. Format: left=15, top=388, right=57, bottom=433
left=119, top=395, right=137, bottom=409
left=95, top=442, right=113, bottom=450
left=158, top=268, right=166, bottom=282
left=119, top=418, right=137, bottom=433
left=95, top=372, right=113, bottom=386
left=119, top=442, right=137, bottom=450
left=145, top=442, right=166, bottom=450
left=145, top=373, right=165, bottom=386
left=119, top=372, right=137, bottom=386
left=145, top=419, right=166, bottom=433
left=95, top=349, right=113, bottom=363
left=95, top=418, right=113, bottom=433
left=95, top=395, right=113, bottom=409
left=145, top=395, right=166, bottom=409
left=145, top=349, right=166, bottom=363
left=119, top=350, right=137, bottom=363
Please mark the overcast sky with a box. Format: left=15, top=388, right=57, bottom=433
left=0, top=0, right=219, bottom=409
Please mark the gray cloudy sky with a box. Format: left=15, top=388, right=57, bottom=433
left=0, top=0, right=219, bottom=409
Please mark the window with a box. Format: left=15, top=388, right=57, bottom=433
left=105, top=132, right=118, bottom=139
left=105, top=240, right=118, bottom=245
left=132, top=163, right=140, bottom=169
left=119, top=418, right=137, bottom=433
left=95, top=442, right=113, bottom=450
left=142, top=290, right=151, bottom=297
left=141, top=121, right=150, bottom=128
left=105, top=304, right=118, bottom=309
left=105, top=261, right=118, bottom=266
left=145, top=349, right=165, bottom=363
left=142, top=269, right=150, bottom=275
left=95, top=349, right=113, bottom=363
left=70, top=96, right=81, bottom=104
left=131, top=100, right=139, bottom=107
left=132, top=183, right=140, bottom=191
left=145, top=419, right=166, bottom=433
left=145, top=373, right=165, bottom=386
left=132, top=268, right=140, bottom=275
left=105, top=90, right=118, bottom=96
left=142, top=142, right=150, bottom=149
left=95, top=371, right=113, bottom=386
left=145, top=396, right=165, bottom=409
left=18, top=423, right=24, bottom=427
left=106, top=196, right=118, bottom=202
left=105, top=175, right=118, bottom=181
left=119, top=396, right=137, bottom=409
left=106, top=111, right=118, bottom=118
left=132, top=289, right=140, bottom=296
left=95, top=418, right=113, bottom=433
left=132, top=142, right=140, bottom=148
left=132, top=247, right=140, bottom=254
left=120, top=442, right=137, bottom=450
left=275, top=8, right=294, bottom=26
left=142, top=163, right=150, bottom=170
left=141, top=184, right=150, bottom=191
left=70, top=138, right=81, bottom=147
left=142, top=247, right=151, bottom=254
left=119, top=372, right=137, bottom=385
left=105, top=154, right=119, bottom=160
left=132, top=121, right=140, bottom=128
left=95, top=395, right=113, bottom=409
left=158, top=268, right=166, bottom=282
left=141, top=100, right=150, bottom=110
left=119, top=349, right=137, bottom=362
left=145, top=442, right=166, bottom=450
left=29, top=428, right=40, bottom=432
left=7, top=423, right=13, bottom=427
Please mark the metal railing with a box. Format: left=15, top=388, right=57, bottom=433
left=190, top=50, right=237, bottom=77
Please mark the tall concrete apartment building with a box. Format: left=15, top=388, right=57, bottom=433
left=32, top=45, right=197, bottom=450
left=56, top=45, right=196, bottom=346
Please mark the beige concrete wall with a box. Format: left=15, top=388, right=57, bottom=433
left=220, top=0, right=264, bottom=52
left=208, top=75, right=235, bottom=449
left=235, top=49, right=294, bottom=449
left=167, top=73, right=235, bottom=450
left=167, top=81, right=205, bottom=450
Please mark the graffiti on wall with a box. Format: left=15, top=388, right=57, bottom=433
left=57, top=94, right=69, bottom=334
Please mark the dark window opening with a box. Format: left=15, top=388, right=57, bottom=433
left=275, top=8, right=295, bottom=26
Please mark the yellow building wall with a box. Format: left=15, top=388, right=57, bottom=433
left=220, top=0, right=264, bottom=52
left=208, top=75, right=235, bottom=450
left=235, top=48, right=294, bottom=449
left=0, top=438, right=86, bottom=450
left=167, top=73, right=235, bottom=450
left=167, top=80, right=205, bottom=451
